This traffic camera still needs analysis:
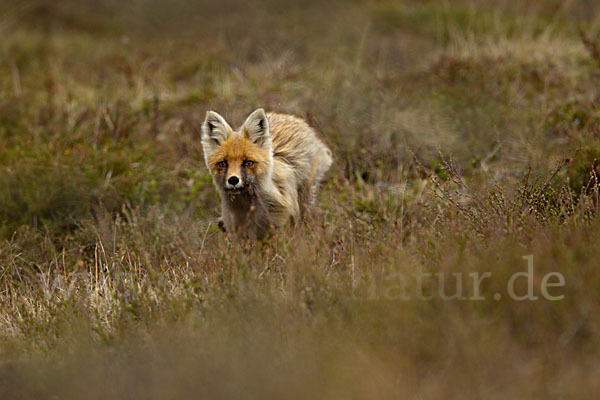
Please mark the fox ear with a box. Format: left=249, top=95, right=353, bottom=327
left=202, top=111, right=231, bottom=147
left=242, top=108, right=270, bottom=147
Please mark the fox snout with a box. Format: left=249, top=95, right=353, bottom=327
left=225, top=174, right=244, bottom=190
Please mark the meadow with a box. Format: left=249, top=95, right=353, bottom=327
left=1, top=0, right=600, bottom=398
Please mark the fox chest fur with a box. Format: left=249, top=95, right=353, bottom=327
left=201, top=108, right=332, bottom=239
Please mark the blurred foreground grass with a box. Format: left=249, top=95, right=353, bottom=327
left=1, top=0, right=600, bottom=398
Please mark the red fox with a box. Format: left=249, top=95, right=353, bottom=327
left=201, top=108, right=332, bottom=239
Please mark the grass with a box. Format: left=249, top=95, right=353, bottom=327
left=1, top=0, right=600, bottom=398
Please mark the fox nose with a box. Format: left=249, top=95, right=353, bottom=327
left=228, top=176, right=240, bottom=186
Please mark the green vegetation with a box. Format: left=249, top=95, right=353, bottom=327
left=1, top=0, right=600, bottom=398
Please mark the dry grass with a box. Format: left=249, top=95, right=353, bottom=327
left=1, top=0, right=600, bottom=398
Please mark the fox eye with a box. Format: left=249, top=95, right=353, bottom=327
left=243, top=160, right=255, bottom=167
left=216, top=161, right=227, bottom=169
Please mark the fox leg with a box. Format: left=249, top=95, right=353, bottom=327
left=297, top=180, right=314, bottom=221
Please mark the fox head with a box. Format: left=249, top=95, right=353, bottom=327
left=201, top=108, right=273, bottom=195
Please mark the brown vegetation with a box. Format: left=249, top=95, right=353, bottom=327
left=1, top=0, right=600, bottom=398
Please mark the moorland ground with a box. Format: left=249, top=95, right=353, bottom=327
left=1, top=0, right=600, bottom=398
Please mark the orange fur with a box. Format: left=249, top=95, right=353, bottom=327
left=206, top=135, right=270, bottom=177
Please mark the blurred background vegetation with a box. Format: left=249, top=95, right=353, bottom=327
left=1, top=0, right=600, bottom=398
